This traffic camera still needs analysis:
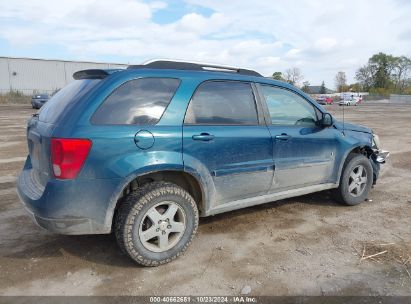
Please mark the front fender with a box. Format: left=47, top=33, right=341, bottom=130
left=335, top=130, right=373, bottom=184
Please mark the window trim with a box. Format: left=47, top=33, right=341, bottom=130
left=183, top=79, right=263, bottom=126
left=90, top=77, right=181, bottom=126
left=255, top=83, right=324, bottom=127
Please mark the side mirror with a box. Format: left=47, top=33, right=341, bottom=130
left=320, top=113, right=333, bottom=127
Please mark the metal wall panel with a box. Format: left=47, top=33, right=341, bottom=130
left=0, top=57, right=128, bottom=95
left=0, top=58, right=11, bottom=91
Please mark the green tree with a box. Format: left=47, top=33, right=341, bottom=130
left=349, top=83, right=362, bottom=92
left=319, top=81, right=326, bottom=94
left=272, top=72, right=284, bottom=81
left=392, top=56, right=411, bottom=93
left=369, top=52, right=396, bottom=89
left=356, top=52, right=411, bottom=94
left=355, top=65, right=374, bottom=91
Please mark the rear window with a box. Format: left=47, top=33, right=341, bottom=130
left=39, top=79, right=100, bottom=123
left=91, top=78, right=180, bottom=125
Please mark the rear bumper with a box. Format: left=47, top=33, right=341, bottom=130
left=17, top=157, right=122, bottom=235
left=31, top=99, right=47, bottom=108
left=22, top=205, right=95, bottom=234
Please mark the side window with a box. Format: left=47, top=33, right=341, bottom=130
left=260, top=85, right=318, bottom=127
left=184, top=81, right=258, bottom=125
left=92, top=78, right=180, bottom=125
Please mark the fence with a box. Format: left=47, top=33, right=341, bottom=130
left=390, top=94, right=411, bottom=103
left=364, top=95, right=388, bottom=101
left=0, top=89, right=57, bottom=104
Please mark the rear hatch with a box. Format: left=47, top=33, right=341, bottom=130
left=26, top=79, right=101, bottom=187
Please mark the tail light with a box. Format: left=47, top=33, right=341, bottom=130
left=51, top=138, right=92, bottom=179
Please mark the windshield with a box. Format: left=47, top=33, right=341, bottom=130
left=38, top=79, right=101, bottom=123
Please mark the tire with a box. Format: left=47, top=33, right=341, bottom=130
left=114, top=181, right=199, bottom=266
left=334, top=153, right=373, bottom=206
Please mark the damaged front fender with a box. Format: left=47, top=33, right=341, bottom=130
left=370, top=133, right=389, bottom=184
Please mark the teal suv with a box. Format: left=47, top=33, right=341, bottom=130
left=17, top=60, right=389, bottom=266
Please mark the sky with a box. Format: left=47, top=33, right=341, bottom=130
left=1, top=0, right=411, bottom=89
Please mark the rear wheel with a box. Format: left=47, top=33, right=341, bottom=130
left=114, top=182, right=199, bottom=266
left=334, top=153, right=373, bottom=206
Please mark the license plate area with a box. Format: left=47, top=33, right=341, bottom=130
left=28, top=130, right=42, bottom=171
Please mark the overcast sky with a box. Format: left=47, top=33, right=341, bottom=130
left=1, top=0, right=411, bottom=88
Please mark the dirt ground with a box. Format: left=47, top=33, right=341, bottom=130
left=0, top=103, right=410, bottom=296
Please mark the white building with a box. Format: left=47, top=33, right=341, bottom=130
left=0, top=57, right=128, bottom=95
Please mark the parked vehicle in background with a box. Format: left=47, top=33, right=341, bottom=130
left=316, top=96, right=333, bottom=105
left=339, top=96, right=360, bottom=106
left=358, top=95, right=363, bottom=103
left=18, top=60, right=389, bottom=266
left=316, top=96, right=326, bottom=105
left=31, top=93, right=50, bottom=109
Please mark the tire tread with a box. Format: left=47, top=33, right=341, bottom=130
left=114, top=181, right=198, bottom=266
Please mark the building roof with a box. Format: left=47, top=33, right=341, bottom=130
left=0, top=56, right=129, bottom=66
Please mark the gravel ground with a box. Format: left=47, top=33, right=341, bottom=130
left=0, top=103, right=410, bottom=296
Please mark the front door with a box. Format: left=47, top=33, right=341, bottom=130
left=183, top=81, right=273, bottom=208
left=257, top=84, right=339, bottom=192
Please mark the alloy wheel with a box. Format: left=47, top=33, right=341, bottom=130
left=348, top=165, right=368, bottom=197
left=138, top=201, right=186, bottom=252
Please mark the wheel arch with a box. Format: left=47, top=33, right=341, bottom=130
left=336, top=144, right=374, bottom=184
left=104, top=169, right=205, bottom=232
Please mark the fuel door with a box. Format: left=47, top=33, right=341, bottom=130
left=134, top=130, right=155, bottom=150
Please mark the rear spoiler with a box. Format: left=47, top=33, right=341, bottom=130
left=73, top=69, right=123, bottom=80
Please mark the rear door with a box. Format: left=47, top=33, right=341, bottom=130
left=183, top=81, right=273, bottom=208
left=256, top=84, right=338, bottom=192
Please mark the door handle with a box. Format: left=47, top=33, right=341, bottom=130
left=275, top=134, right=291, bottom=141
left=192, top=133, right=215, bottom=141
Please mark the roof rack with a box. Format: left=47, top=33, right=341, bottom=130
left=127, top=59, right=262, bottom=77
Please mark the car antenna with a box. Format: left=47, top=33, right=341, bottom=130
left=342, top=97, right=345, bottom=136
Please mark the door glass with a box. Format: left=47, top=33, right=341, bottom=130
left=184, top=81, right=258, bottom=125
left=260, top=85, right=318, bottom=127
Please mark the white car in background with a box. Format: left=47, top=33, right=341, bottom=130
left=339, top=97, right=360, bottom=106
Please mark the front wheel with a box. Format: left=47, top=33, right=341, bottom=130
left=114, top=182, right=199, bottom=266
left=333, top=154, right=373, bottom=206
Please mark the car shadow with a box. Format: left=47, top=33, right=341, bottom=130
left=4, top=232, right=140, bottom=268
left=4, top=190, right=344, bottom=268
left=199, top=189, right=343, bottom=225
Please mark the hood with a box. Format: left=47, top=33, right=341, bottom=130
left=334, top=120, right=372, bottom=134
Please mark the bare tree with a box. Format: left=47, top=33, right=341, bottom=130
left=301, top=81, right=310, bottom=93
left=284, top=68, right=303, bottom=86
left=335, top=71, right=347, bottom=92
